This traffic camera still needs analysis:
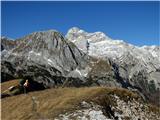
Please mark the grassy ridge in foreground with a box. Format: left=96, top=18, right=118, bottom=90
left=1, top=80, right=159, bottom=120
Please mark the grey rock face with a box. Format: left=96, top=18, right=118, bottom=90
left=1, top=30, right=88, bottom=87
left=1, top=37, right=16, bottom=51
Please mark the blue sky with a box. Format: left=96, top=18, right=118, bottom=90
left=1, top=1, right=159, bottom=46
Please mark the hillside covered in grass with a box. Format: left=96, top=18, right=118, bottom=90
left=1, top=80, right=160, bottom=120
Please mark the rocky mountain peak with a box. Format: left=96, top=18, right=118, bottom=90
left=1, top=29, right=89, bottom=87
left=66, top=27, right=111, bottom=43
left=67, top=27, right=82, bottom=33
left=1, top=37, right=17, bottom=51
left=66, top=28, right=160, bottom=106
left=8, top=30, right=68, bottom=54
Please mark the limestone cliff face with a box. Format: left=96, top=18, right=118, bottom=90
left=66, top=27, right=160, bottom=105
left=1, top=30, right=88, bottom=87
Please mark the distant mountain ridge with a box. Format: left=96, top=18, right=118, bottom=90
left=66, top=27, right=160, bottom=105
left=66, top=27, right=160, bottom=83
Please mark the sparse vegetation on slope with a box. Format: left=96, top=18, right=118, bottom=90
left=1, top=79, right=20, bottom=92
left=1, top=80, right=159, bottom=120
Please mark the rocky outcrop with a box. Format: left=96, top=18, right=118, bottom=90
left=1, top=37, right=16, bottom=51
left=56, top=96, right=160, bottom=120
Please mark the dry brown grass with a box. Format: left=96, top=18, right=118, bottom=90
left=1, top=79, right=20, bottom=93
left=1, top=80, right=157, bottom=120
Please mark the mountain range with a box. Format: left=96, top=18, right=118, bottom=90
left=1, top=27, right=160, bottom=106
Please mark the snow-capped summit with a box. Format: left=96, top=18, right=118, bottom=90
left=66, top=27, right=111, bottom=43
left=67, top=27, right=84, bottom=34
left=66, top=27, right=160, bottom=66
left=66, top=27, right=160, bottom=96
